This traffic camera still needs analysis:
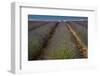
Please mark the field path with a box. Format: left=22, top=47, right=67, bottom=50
left=66, top=23, right=88, bottom=58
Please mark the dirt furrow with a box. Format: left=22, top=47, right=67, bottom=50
left=66, top=23, right=88, bottom=58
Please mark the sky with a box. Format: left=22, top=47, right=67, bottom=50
left=28, top=15, right=88, bottom=21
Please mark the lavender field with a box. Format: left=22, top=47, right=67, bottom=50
left=28, top=15, right=88, bottom=61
